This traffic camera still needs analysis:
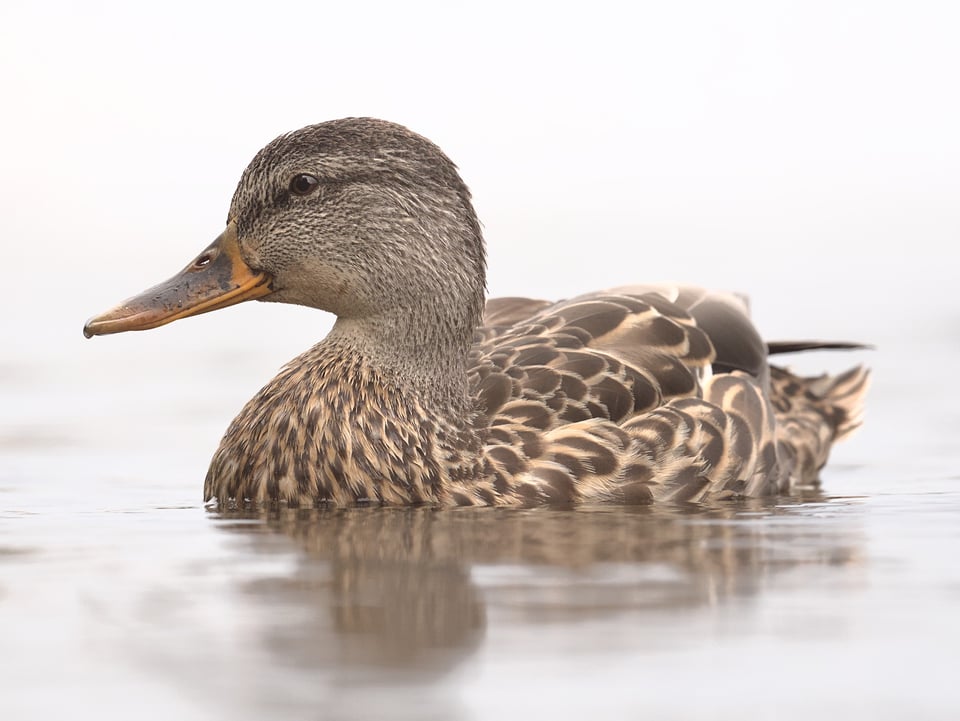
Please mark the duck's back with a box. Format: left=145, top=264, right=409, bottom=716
left=455, top=286, right=868, bottom=506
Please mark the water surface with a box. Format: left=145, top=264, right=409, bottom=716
left=2, top=334, right=958, bottom=720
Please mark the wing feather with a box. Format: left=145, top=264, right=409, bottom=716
left=462, top=286, right=866, bottom=505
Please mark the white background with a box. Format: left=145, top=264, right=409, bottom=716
left=3, top=1, right=957, bottom=357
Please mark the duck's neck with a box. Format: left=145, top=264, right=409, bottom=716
left=328, top=304, right=476, bottom=408
left=204, top=309, right=488, bottom=506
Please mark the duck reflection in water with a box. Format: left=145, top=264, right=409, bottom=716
left=211, top=497, right=864, bottom=679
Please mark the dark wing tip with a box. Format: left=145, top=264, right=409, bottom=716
left=767, top=341, right=875, bottom=355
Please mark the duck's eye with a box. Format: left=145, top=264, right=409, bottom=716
left=289, top=173, right=320, bottom=196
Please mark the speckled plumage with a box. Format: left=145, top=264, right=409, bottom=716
left=174, top=117, right=868, bottom=507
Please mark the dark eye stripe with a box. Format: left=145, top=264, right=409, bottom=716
left=290, top=173, right=320, bottom=196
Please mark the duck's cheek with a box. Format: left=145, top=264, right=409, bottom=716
left=236, top=239, right=263, bottom=272
left=271, top=260, right=370, bottom=317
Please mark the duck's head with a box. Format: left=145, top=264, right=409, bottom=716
left=83, top=118, right=487, bottom=346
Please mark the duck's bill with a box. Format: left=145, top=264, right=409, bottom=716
left=82, top=221, right=273, bottom=338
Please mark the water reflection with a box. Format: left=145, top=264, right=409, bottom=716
left=211, top=497, right=864, bottom=679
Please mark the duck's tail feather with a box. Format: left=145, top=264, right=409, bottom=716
left=769, top=365, right=871, bottom=485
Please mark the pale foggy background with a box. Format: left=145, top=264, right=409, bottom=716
left=5, top=1, right=957, bottom=331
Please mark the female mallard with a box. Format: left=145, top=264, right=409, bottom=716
left=84, top=118, right=868, bottom=507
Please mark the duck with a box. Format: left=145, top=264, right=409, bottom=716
left=83, top=117, right=869, bottom=507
